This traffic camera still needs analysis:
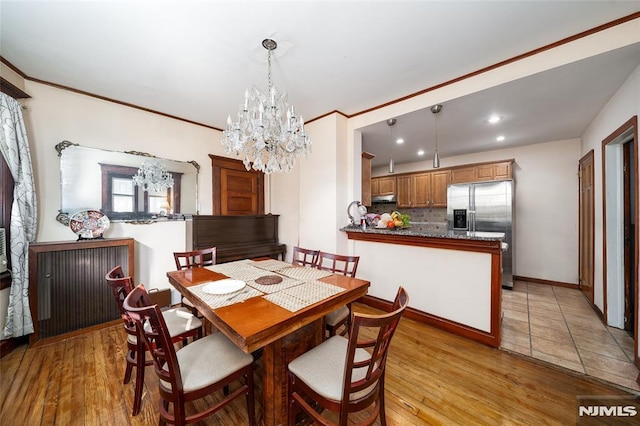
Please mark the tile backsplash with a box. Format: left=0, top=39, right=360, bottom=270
left=367, top=204, right=448, bottom=231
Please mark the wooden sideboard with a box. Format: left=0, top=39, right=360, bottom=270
left=28, top=238, right=134, bottom=345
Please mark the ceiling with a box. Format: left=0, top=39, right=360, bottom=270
left=1, top=1, right=639, bottom=168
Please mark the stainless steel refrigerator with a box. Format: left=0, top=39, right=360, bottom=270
left=447, top=180, right=515, bottom=289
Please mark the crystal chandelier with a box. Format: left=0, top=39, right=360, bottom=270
left=132, top=159, right=174, bottom=192
left=221, top=39, right=311, bottom=174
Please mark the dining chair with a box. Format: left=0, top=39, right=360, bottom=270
left=123, top=284, right=256, bottom=426
left=105, top=265, right=203, bottom=416
left=173, top=247, right=217, bottom=315
left=291, top=246, right=319, bottom=267
left=287, top=286, right=409, bottom=426
left=315, top=251, right=360, bottom=337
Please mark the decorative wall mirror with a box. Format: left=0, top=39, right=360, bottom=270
left=56, top=141, right=199, bottom=224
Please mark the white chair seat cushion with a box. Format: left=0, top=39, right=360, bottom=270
left=288, top=335, right=375, bottom=401
left=324, top=305, right=350, bottom=326
left=182, top=296, right=195, bottom=308
left=127, top=307, right=202, bottom=345
left=161, top=332, right=253, bottom=393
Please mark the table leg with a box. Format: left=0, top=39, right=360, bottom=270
left=261, top=320, right=323, bottom=426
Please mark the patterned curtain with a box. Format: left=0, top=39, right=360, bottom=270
left=0, top=93, right=37, bottom=338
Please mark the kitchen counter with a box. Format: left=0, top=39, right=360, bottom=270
left=341, top=224, right=503, bottom=347
left=340, top=224, right=505, bottom=241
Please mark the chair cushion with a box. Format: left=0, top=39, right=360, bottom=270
left=288, top=335, right=375, bottom=401
left=324, top=305, right=349, bottom=326
left=161, top=332, right=254, bottom=393
left=182, top=296, right=195, bottom=308
left=128, top=307, right=202, bottom=345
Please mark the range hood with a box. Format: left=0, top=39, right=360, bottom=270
left=371, top=194, right=397, bottom=204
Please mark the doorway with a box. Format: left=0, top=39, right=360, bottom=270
left=579, top=150, right=594, bottom=304
left=602, top=116, right=638, bottom=366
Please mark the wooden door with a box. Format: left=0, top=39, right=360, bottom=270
left=210, top=155, right=264, bottom=215
left=412, top=173, right=431, bottom=207
left=579, top=150, right=595, bottom=304
left=476, top=164, right=494, bottom=181
left=430, top=170, right=451, bottom=207
left=396, top=175, right=412, bottom=208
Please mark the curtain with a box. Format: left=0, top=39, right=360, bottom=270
left=0, top=93, right=37, bottom=339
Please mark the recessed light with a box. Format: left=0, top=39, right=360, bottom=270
left=396, top=138, right=404, bottom=144
left=496, top=135, right=505, bottom=142
left=417, top=150, right=425, bottom=156
left=488, top=115, right=502, bottom=124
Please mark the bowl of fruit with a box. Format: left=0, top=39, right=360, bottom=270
left=376, top=211, right=411, bottom=229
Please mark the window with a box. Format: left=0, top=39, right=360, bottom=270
left=100, top=163, right=182, bottom=220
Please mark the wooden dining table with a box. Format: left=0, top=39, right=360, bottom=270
left=166, top=258, right=370, bottom=426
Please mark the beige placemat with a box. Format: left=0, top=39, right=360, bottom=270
left=264, top=281, right=345, bottom=312
left=277, top=266, right=334, bottom=281
left=251, top=259, right=292, bottom=272
left=247, top=275, right=304, bottom=294
left=189, top=281, right=263, bottom=309
left=207, top=263, right=267, bottom=282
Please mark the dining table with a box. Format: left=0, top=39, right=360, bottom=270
left=166, top=258, right=371, bottom=426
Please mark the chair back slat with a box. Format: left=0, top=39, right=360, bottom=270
left=291, top=246, right=319, bottom=267
left=173, top=247, right=217, bottom=270
left=316, top=252, right=359, bottom=277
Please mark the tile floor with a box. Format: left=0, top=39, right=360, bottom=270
left=501, top=280, right=640, bottom=392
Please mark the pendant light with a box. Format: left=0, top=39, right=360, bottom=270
left=431, top=104, right=442, bottom=168
left=387, top=118, right=396, bottom=173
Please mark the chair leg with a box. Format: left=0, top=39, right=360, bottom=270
left=245, top=367, right=256, bottom=426
left=132, top=343, right=146, bottom=416
left=379, top=375, right=387, bottom=426
left=124, top=352, right=134, bottom=384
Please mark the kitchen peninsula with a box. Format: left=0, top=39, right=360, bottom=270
left=342, top=225, right=504, bottom=347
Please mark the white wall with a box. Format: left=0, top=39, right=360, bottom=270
left=581, top=64, right=640, bottom=322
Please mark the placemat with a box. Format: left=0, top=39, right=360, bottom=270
left=206, top=262, right=266, bottom=282
left=247, top=275, right=304, bottom=294
left=251, top=259, right=293, bottom=272
left=189, top=281, right=263, bottom=309
left=264, top=280, right=345, bottom=312
left=277, top=266, right=334, bottom=281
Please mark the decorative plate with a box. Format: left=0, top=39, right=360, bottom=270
left=202, top=279, right=246, bottom=295
left=69, top=209, right=110, bottom=239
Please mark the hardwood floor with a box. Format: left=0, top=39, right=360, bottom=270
left=1, top=303, right=638, bottom=425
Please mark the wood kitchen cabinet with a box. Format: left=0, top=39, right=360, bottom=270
left=371, top=176, right=396, bottom=196
left=450, top=160, right=513, bottom=184
left=397, top=170, right=450, bottom=208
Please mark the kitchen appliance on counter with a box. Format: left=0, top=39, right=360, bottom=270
left=447, top=180, right=514, bottom=289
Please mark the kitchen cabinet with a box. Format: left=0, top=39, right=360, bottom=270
left=397, top=170, right=450, bottom=208
left=371, top=176, right=396, bottom=196
left=450, top=160, right=513, bottom=184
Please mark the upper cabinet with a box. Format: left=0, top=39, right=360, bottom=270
left=450, top=160, right=513, bottom=184
left=397, top=170, right=450, bottom=208
left=371, top=176, right=396, bottom=196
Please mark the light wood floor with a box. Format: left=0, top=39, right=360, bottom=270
left=1, top=303, right=638, bottom=425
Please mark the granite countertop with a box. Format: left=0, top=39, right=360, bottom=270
left=340, top=224, right=505, bottom=241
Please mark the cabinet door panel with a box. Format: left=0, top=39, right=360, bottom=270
left=476, top=165, right=494, bottom=181
left=412, top=173, right=431, bottom=207
left=451, top=167, right=477, bottom=183
left=431, top=170, right=450, bottom=207
left=379, top=177, right=396, bottom=195
left=371, top=178, right=380, bottom=196
left=396, top=176, right=412, bottom=208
